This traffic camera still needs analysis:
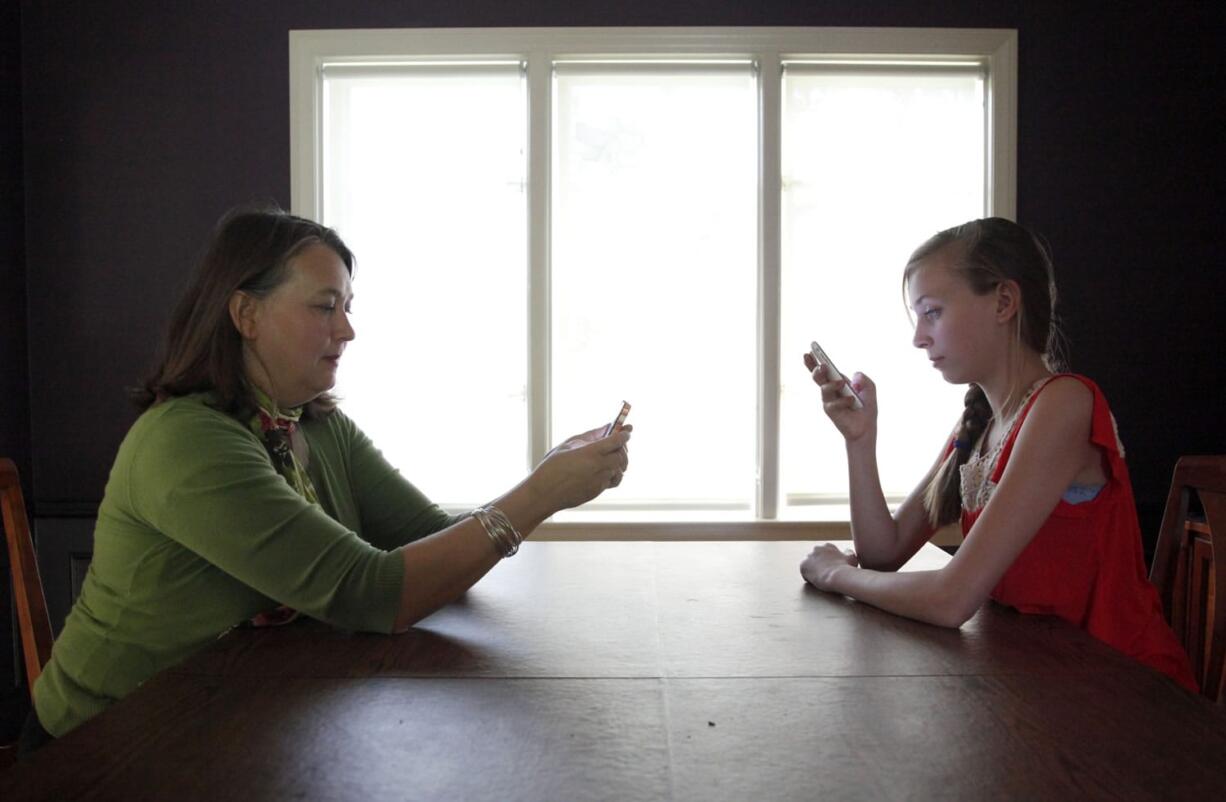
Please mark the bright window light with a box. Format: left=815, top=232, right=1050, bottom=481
left=779, top=65, right=986, bottom=517
left=322, top=65, right=529, bottom=507
left=550, top=64, right=758, bottom=516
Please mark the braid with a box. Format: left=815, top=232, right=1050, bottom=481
left=924, top=384, right=991, bottom=528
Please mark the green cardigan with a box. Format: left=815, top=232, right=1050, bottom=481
left=34, top=393, right=453, bottom=737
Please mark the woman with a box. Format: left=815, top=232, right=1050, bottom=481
left=25, top=206, right=632, bottom=746
left=798, top=217, right=1196, bottom=691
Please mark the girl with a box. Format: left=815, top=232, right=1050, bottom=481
left=799, top=217, right=1196, bottom=691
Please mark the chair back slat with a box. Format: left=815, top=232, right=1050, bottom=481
left=1150, top=455, right=1226, bottom=702
left=1, top=458, right=54, bottom=698
left=1198, top=489, right=1226, bottom=700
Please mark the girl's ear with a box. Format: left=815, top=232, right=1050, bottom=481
left=995, top=279, right=1021, bottom=323
left=229, top=291, right=259, bottom=339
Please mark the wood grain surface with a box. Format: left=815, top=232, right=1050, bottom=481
left=5, top=541, right=1225, bottom=801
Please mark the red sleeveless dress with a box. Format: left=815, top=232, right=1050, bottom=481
left=959, top=374, right=1197, bottom=692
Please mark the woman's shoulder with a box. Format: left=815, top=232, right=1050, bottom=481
left=302, top=405, right=379, bottom=466
left=302, top=402, right=356, bottom=438
left=132, top=392, right=247, bottom=432
left=122, top=393, right=256, bottom=460
left=106, top=395, right=268, bottom=511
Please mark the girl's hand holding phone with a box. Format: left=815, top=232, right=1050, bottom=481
left=808, top=342, right=863, bottom=410
left=803, top=347, right=876, bottom=443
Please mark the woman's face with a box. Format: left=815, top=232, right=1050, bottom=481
left=906, top=249, right=1003, bottom=386
left=239, top=242, right=355, bottom=408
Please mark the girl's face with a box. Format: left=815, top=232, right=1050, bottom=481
left=238, top=243, right=355, bottom=408
left=906, top=248, right=1005, bottom=386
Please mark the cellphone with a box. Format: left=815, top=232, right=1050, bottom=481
left=604, top=401, right=631, bottom=436
left=809, top=341, right=864, bottom=409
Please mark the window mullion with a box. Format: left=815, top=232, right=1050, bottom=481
left=527, top=54, right=552, bottom=471
left=757, top=53, right=782, bottom=520
left=986, top=36, right=1017, bottom=219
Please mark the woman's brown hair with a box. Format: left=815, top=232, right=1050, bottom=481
left=133, top=205, right=355, bottom=419
left=902, top=217, right=1065, bottom=528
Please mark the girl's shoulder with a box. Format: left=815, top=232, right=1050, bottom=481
left=1013, top=375, right=1096, bottom=441
left=1009, top=372, right=1115, bottom=429
left=1031, top=373, right=1126, bottom=461
left=1027, top=373, right=1097, bottom=418
left=993, top=375, right=1099, bottom=479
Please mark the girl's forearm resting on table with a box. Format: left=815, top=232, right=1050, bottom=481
left=825, top=564, right=981, bottom=629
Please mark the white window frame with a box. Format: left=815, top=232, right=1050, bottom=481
left=289, top=27, right=1016, bottom=541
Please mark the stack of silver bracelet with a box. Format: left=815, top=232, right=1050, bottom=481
left=472, top=505, right=523, bottom=558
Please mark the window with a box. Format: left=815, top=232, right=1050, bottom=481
left=290, top=27, right=1017, bottom=527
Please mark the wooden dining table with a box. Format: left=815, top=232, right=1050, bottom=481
left=5, top=540, right=1226, bottom=800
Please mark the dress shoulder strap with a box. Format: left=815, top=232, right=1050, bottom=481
left=990, top=374, right=1124, bottom=483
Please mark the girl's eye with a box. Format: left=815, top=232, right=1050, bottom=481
left=922, top=307, right=941, bottom=320
left=316, top=304, right=336, bottom=314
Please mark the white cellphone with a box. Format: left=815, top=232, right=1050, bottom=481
left=810, top=341, right=864, bottom=409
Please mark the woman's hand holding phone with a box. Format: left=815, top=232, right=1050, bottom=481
left=532, top=402, right=632, bottom=512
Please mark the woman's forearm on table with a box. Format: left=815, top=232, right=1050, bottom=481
left=391, top=475, right=554, bottom=631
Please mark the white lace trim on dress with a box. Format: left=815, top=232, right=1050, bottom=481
left=958, top=379, right=1047, bottom=513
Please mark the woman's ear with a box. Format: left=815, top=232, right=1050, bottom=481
left=995, top=279, right=1021, bottom=323
left=229, top=291, right=259, bottom=340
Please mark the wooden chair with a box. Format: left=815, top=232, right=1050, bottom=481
left=1149, top=456, right=1226, bottom=701
left=1, top=458, right=54, bottom=763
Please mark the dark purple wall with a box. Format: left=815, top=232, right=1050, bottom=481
left=9, top=0, right=1226, bottom=588
left=1011, top=3, right=1225, bottom=536
left=2, top=0, right=28, bottom=693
